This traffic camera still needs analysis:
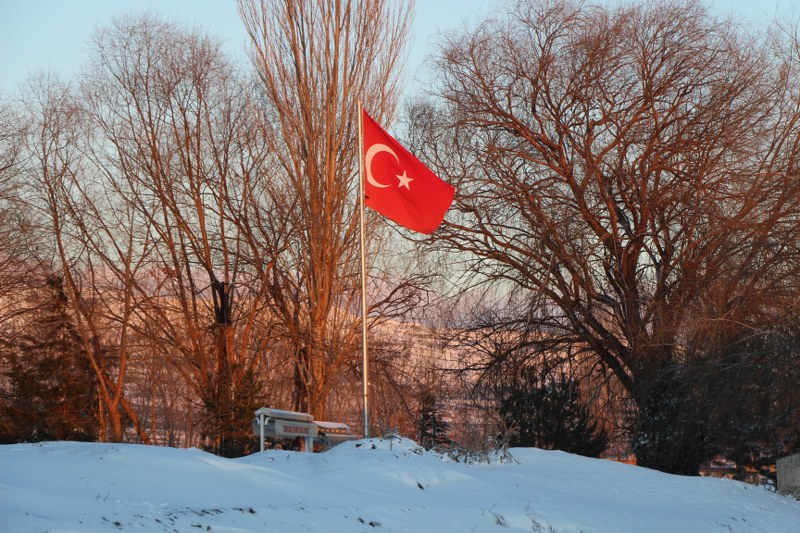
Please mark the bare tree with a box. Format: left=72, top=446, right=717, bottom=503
left=237, top=0, right=416, bottom=421
left=15, top=75, right=150, bottom=442
left=412, top=0, right=800, bottom=473
left=83, top=17, right=275, bottom=454
left=0, top=99, right=32, bottom=331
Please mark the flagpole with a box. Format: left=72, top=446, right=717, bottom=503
left=357, top=101, right=370, bottom=439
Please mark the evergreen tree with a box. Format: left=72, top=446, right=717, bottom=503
left=0, top=276, right=98, bottom=443
left=499, top=368, right=607, bottom=457
left=203, top=365, right=262, bottom=457
left=630, top=368, right=708, bottom=475
left=415, top=386, right=450, bottom=450
left=696, top=325, right=800, bottom=476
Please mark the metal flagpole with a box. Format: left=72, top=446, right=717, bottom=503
left=357, top=101, right=370, bottom=439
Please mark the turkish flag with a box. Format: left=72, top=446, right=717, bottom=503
left=361, top=109, right=455, bottom=234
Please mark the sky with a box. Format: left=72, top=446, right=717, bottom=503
left=2, top=437, right=800, bottom=532
left=0, top=0, right=796, bottom=98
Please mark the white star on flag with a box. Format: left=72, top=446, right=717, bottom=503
left=396, top=171, right=413, bottom=189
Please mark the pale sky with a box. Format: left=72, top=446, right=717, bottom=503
left=0, top=0, right=794, bottom=98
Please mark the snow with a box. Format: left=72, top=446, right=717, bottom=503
left=2, top=438, right=800, bottom=532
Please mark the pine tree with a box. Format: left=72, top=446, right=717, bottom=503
left=0, top=276, right=98, bottom=443
left=630, top=368, right=707, bottom=475
left=415, top=387, right=450, bottom=450
left=697, top=325, right=800, bottom=477
left=499, top=368, right=607, bottom=457
left=204, top=365, right=262, bottom=457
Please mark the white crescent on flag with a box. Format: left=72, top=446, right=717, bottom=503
left=365, top=143, right=398, bottom=188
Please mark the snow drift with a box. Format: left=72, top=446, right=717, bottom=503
left=2, top=438, right=800, bottom=532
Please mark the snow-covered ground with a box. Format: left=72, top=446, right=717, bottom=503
left=2, top=438, right=799, bottom=532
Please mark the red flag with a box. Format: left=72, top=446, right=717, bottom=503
left=361, top=109, right=454, bottom=234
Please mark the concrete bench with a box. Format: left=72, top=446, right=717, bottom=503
left=252, top=407, right=318, bottom=453
left=251, top=408, right=358, bottom=453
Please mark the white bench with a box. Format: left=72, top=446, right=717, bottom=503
left=252, top=407, right=318, bottom=453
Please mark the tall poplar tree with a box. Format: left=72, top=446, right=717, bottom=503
left=237, top=0, right=415, bottom=421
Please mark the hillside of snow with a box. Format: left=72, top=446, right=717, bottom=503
left=2, top=438, right=800, bottom=532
